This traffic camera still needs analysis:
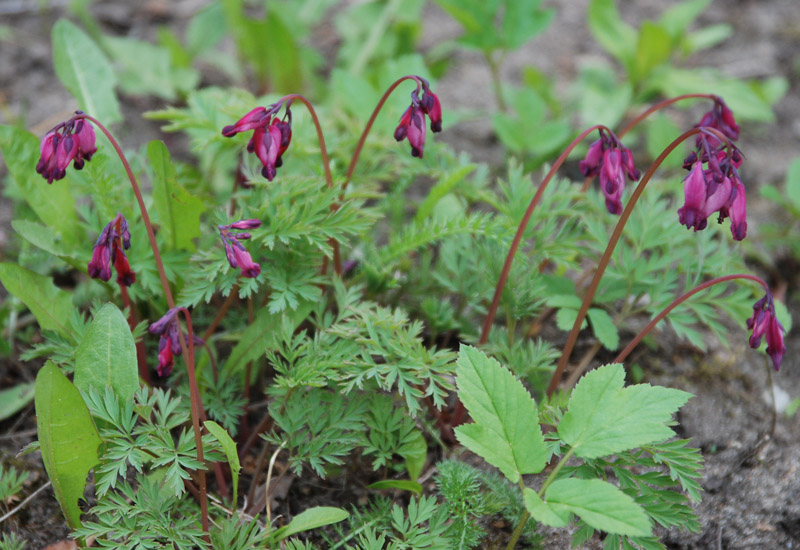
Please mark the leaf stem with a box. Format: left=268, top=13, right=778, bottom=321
left=613, top=274, right=768, bottom=364
left=547, top=126, right=730, bottom=398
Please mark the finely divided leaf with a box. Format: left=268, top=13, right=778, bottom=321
left=52, top=19, right=121, bottom=124
left=0, top=263, right=75, bottom=340
left=453, top=345, right=546, bottom=482
left=542, top=478, right=651, bottom=537
left=35, top=362, right=102, bottom=529
left=74, top=303, right=139, bottom=402
left=558, top=364, right=691, bottom=459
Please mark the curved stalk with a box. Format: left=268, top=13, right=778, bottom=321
left=547, top=126, right=731, bottom=398
left=478, top=125, right=612, bottom=347
left=73, top=114, right=211, bottom=533
left=613, top=274, right=768, bottom=365
left=618, top=93, right=718, bottom=138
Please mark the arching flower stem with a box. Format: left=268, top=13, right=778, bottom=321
left=613, top=274, right=769, bottom=365
left=546, top=126, right=731, bottom=398
left=71, top=114, right=211, bottom=533
left=617, top=93, right=718, bottom=138
left=478, top=124, right=613, bottom=346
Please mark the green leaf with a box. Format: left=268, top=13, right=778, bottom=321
left=453, top=345, right=546, bottom=483
left=367, top=480, right=423, bottom=495
left=223, top=301, right=314, bottom=374
left=785, top=157, right=800, bottom=209
left=540, top=478, right=651, bottom=536
left=35, top=361, right=102, bottom=529
left=400, top=428, right=427, bottom=481
left=523, top=488, right=570, bottom=527
left=11, top=220, right=81, bottom=264
left=501, top=0, right=554, bottom=50
left=0, top=125, right=81, bottom=245
left=51, top=19, right=121, bottom=124
left=587, top=308, right=619, bottom=351
left=147, top=141, right=205, bottom=251
left=558, top=363, right=691, bottom=459
left=0, top=382, right=35, bottom=422
left=204, top=420, right=241, bottom=508
left=632, top=22, right=671, bottom=82
left=0, top=263, right=75, bottom=340
left=73, top=303, right=138, bottom=402
left=658, top=0, right=710, bottom=40
left=415, top=165, right=476, bottom=223
left=587, top=0, right=637, bottom=70
left=104, top=36, right=200, bottom=101
left=270, top=506, right=350, bottom=541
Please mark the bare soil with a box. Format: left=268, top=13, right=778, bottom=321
left=1, top=1, right=799, bottom=549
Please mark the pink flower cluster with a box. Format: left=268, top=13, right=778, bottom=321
left=87, top=213, right=136, bottom=287
left=222, top=103, right=292, bottom=182
left=36, top=113, right=97, bottom=183
left=393, top=78, right=443, bottom=158
left=579, top=130, right=641, bottom=215
left=218, top=219, right=261, bottom=278
left=679, top=99, right=746, bottom=240
left=747, top=293, right=786, bottom=371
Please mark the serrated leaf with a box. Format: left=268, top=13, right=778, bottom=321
left=0, top=382, right=35, bottom=422
left=558, top=364, right=691, bottom=459
left=0, top=125, right=81, bottom=245
left=542, top=478, right=651, bottom=536
left=35, top=361, right=102, bottom=529
left=0, top=263, right=75, bottom=340
left=453, top=345, right=546, bottom=482
left=204, top=420, right=241, bottom=508
left=74, top=303, right=138, bottom=402
left=148, top=141, right=205, bottom=251
left=52, top=19, right=121, bottom=124
left=367, top=480, right=423, bottom=495
left=523, top=488, right=570, bottom=527
left=270, top=506, right=350, bottom=542
left=587, top=308, right=619, bottom=351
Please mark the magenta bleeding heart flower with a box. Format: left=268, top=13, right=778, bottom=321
left=579, top=130, right=640, bottom=215
left=695, top=96, right=739, bottom=146
left=218, top=219, right=262, bottom=278
left=87, top=213, right=136, bottom=287
left=394, top=77, right=443, bottom=158
left=222, top=103, right=292, bottom=182
left=679, top=131, right=747, bottom=240
left=747, top=293, right=786, bottom=371
left=36, top=113, right=97, bottom=183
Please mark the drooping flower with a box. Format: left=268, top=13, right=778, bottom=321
left=579, top=130, right=641, bottom=215
left=394, top=78, right=443, bottom=158
left=747, top=293, right=786, bottom=371
left=88, top=213, right=136, bottom=286
left=219, top=219, right=262, bottom=278
left=36, top=113, right=97, bottom=183
left=678, top=132, right=747, bottom=241
left=222, top=102, right=293, bottom=182
left=695, top=96, right=739, bottom=145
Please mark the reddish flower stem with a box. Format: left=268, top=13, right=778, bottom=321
left=618, top=93, right=718, bottom=138
left=73, top=114, right=210, bottom=533
left=201, top=285, right=239, bottom=341
left=449, top=125, right=611, bottom=428
left=613, top=274, right=768, bottom=365
left=478, top=125, right=612, bottom=347
left=343, top=75, right=420, bottom=190
left=546, top=126, right=730, bottom=398
left=278, top=94, right=341, bottom=275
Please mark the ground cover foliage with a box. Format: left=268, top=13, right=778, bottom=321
left=0, top=0, right=795, bottom=548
